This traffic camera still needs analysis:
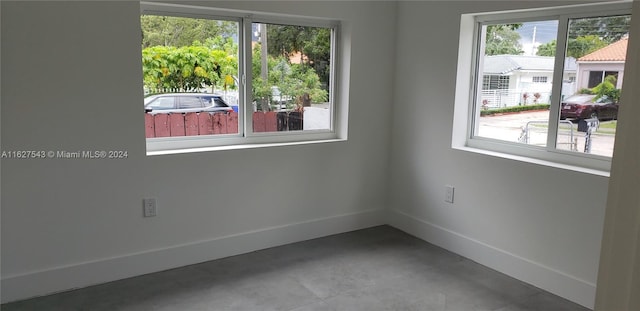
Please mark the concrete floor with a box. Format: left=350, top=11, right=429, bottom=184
left=1, top=226, right=590, bottom=311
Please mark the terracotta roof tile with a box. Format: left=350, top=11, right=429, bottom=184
left=578, top=37, right=628, bottom=62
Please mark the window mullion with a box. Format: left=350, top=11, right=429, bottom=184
left=546, top=16, right=570, bottom=152
left=242, top=17, right=254, bottom=137
left=471, top=23, right=487, bottom=138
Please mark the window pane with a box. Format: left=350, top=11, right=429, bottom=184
left=251, top=22, right=332, bottom=133
left=147, top=97, right=174, bottom=110
left=475, top=20, right=558, bottom=147
left=178, top=97, right=204, bottom=109
left=557, top=15, right=630, bottom=157
left=141, top=15, right=240, bottom=138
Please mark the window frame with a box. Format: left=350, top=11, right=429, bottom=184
left=140, top=2, right=343, bottom=154
left=453, top=1, right=632, bottom=174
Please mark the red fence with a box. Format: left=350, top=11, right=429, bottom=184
left=145, top=111, right=303, bottom=138
left=252, top=111, right=303, bottom=133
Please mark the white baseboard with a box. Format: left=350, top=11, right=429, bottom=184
left=388, top=209, right=596, bottom=310
left=1, top=209, right=385, bottom=304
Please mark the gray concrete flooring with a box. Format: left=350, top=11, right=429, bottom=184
left=1, top=226, right=590, bottom=311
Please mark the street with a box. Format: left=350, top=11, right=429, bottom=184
left=478, top=111, right=616, bottom=157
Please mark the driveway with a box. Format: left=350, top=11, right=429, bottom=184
left=304, top=105, right=330, bottom=130
left=478, top=111, right=616, bottom=157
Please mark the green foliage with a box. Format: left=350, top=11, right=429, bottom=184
left=536, top=40, right=556, bottom=56
left=484, top=24, right=524, bottom=56
left=141, top=15, right=239, bottom=93
left=480, top=104, right=550, bottom=116
left=535, top=35, right=610, bottom=59
left=141, top=16, right=328, bottom=108
left=265, top=24, right=331, bottom=89
left=592, top=75, right=620, bottom=102
left=535, top=15, right=630, bottom=58
left=578, top=88, right=593, bottom=95
left=252, top=44, right=327, bottom=108
left=141, top=15, right=237, bottom=48
left=569, top=16, right=631, bottom=44
left=142, top=44, right=238, bottom=93
left=567, top=35, right=608, bottom=58
left=535, top=35, right=609, bottom=59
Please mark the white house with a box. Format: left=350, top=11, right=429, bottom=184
left=481, top=55, right=577, bottom=108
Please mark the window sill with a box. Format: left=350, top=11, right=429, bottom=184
left=452, top=145, right=610, bottom=177
left=147, top=137, right=347, bottom=156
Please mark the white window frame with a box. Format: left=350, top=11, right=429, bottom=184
left=140, top=2, right=344, bottom=155
left=452, top=1, right=632, bottom=175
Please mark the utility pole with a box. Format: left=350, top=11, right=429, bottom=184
left=531, top=26, right=537, bottom=55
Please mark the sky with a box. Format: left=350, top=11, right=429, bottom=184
left=517, top=20, right=559, bottom=56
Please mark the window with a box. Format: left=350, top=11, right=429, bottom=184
left=141, top=3, right=339, bottom=153
left=482, top=75, right=510, bottom=90
left=147, top=97, right=174, bottom=110
left=532, top=76, right=548, bottom=83
left=454, top=2, right=631, bottom=172
left=250, top=22, right=332, bottom=133
left=179, top=97, right=205, bottom=109
left=588, top=71, right=619, bottom=88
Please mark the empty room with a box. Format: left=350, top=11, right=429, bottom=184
left=1, top=1, right=638, bottom=310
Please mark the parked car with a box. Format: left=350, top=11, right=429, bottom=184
left=144, top=93, right=233, bottom=114
left=560, top=94, right=618, bottom=120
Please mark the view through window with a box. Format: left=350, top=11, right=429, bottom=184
left=251, top=22, right=332, bottom=133
left=141, top=15, right=240, bottom=138
left=474, top=14, right=630, bottom=158
left=141, top=12, right=334, bottom=146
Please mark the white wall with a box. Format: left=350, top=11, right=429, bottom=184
left=389, top=1, right=618, bottom=309
left=576, top=62, right=625, bottom=89
left=0, top=1, right=396, bottom=302
left=595, top=1, right=640, bottom=308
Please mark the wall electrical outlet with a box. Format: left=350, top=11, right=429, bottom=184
left=143, top=198, right=157, bottom=217
left=445, top=185, right=455, bottom=203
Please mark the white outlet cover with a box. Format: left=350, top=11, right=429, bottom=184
left=143, top=198, right=157, bottom=217
left=445, top=186, right=454, bottom=203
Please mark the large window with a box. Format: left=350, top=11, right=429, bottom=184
left=140, top=3, right=339, bottom=153
left=455, top=2, right=631, bottom=172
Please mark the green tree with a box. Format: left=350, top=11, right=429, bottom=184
left=141, top=15, right=237, bottom=48
left=141, top=15, right=239, bottom=93
left=142, top=43, right=237, bottom=93
left=536, top=40, right=556, bottom=56
left=484, top=24, right=524, bottom=55
left=535, top=35, right=609, bottom=59
left=265, top=25, right=331, bottom=90
left=568, top=15, right=631, bottom=44
left=252, top=44, right=327, bottom=110
left=567, top=35, right=608, bottom=58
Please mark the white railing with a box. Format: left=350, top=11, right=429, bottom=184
left=480, top=89, right=552, bottom=109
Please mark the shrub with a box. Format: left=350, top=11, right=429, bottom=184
left=480, top=104, right=550, bottom=116
left=592, top=75, right=620, bottom=102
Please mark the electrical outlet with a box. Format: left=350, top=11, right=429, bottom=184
left=445, top=185, right=455, bottom=203
left=143, top=198, right=157, bottom=217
